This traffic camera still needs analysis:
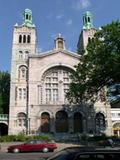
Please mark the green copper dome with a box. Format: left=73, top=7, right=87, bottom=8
left=83, top=11, right=93, bottom=30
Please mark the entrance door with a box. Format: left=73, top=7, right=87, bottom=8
left=41, top=112, right=50, bottom=133
left=0, top=123, right=8, bottom=136
left=74, top=112, right=83, bottom=133
left=55, top=110, right=68, bottom=133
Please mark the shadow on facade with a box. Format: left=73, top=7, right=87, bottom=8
left=0, top=123, right=8, bottom=136
left=36, top=104, right=107, bottom=142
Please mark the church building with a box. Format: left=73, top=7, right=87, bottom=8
left=9, top=9, right=113, bottom=138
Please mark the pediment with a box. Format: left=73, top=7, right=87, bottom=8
left=29, top=49, right=80, bottom=60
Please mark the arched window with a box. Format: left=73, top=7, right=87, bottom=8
left=113, top=123, right=120, bottom=137
left=23, top=35, right=26, bottom=43
left=58, top=40, right=63, bottom=49
left=27, top=35, right=31, bottom=43
left=18, top=65, right=28, bottom=80
left=19, top=51, right=23, bottom=59
left=17, top=112, right=26, bottom=127
left=95, top=113, right=106, bottom=134
left=26, top=14, right=28, bottom=20
left=41, top=112, right=50, bottom=133
left=19, top=35, right=22, bottom=43
left=88, top=17, right=90, bottom=23
left=55, top=110, right=68, bottom=133
left=42, top=66, right=72, bottom=104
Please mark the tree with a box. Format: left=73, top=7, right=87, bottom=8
left=0, top=71, right=10, bottom=113
left=67, top=21, right=120, bottom=104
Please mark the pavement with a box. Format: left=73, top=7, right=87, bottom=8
left=0, top=142, right=80, bottom=153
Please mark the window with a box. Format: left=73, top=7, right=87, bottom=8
left=17, top=113, right=26, bottom=127
left=43, top=67, right=72, bottom=104
left=25, top=51, right=29, bottom=59
left=53, top=89, right=58, bottom=102
left=18, top=65, right=28, bottom=80
left=18, top=88, right=27, bottom=100
left=27, top=35, right=31, bottom=43
left=88, top=17, right=90, bottom=22
left=19, top=51, right=23, bottom=59
left=23, top=35, right=26, bottom=43
left=26, top=14, right=28, bottom=19
left=19, top=35, right=22, bottom=43
left=46, top=89, right=51, bottom=102
left=23, top=88, right=27, bottom=99
left=58, top=40, right=63, bottom=49
left=18, top=88, right=22, bottom=99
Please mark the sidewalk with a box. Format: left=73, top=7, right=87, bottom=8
left=0, top=142, right=80, bottom=153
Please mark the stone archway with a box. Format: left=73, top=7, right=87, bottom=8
left=55, top=110, right=68, bottom=133
left=113, top=123, right=120, bottom=137
left=95, top=112, right=106, bottom=135
left=73, top=112, right=83, bottom=133
left=41, top=112, right=50, bottom=133
left=0, top=123, right=8, bottom=136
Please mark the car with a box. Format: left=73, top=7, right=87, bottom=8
left=7, top=140, right=57, bottom=153
left=74, top=149, right=120, bottom=160
left=46, top=146, right=95, bottom=160
left=98, top=138, right=120, bottom=147
left=46, top=146, right=120, bottom=160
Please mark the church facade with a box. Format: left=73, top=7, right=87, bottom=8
left=9, top=9, right=113, bottom=137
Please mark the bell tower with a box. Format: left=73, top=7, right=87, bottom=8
left=9, top=9, right=37, bottom=135
left=77, top=11, right=96, bottom=54
left=23, top=8, right=33, bottom=28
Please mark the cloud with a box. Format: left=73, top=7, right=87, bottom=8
left=56, top=14, right=64, bottom=20
left=66, top=19, right=73, bottom=26
left=72, top=0, right=91, bottom=10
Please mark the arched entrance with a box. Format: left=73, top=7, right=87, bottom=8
left=55, top=110, right=68, bottom=133
left=113, top=123, right=120, bottom=137
left=0, top=123, right=8, bottom=136
left=41, top=112, right=50, bottom=133
left=95, top=112, right=106, bottom=135
left=74, top=112, right=83, bottom=133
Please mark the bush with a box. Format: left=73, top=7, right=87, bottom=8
left=0, top=134, right=52, bottom=142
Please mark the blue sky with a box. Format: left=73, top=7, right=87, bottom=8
left=0, top=0, right=120, bottom=71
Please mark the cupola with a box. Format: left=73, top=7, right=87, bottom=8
left=23, top=8, right=35, bottom=27
left=83, top=11, right=93, bottom=30
left=54, top=33, right=65, bottom=50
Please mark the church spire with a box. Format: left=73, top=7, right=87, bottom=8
left=83, top=11, right=93, bottom=30
left=23, top=9, right=35, bottom=27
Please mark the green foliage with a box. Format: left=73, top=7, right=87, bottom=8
left=67, top=21, right=120, bottom=103
left=0, top=71, right=10, bottom=114
left=0, top=135, right=52, bottom=142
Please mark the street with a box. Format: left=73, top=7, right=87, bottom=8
left=0, top=152, right=53, bottom=160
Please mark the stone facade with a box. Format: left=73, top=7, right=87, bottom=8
left=9, top=9, right=113, bottom=137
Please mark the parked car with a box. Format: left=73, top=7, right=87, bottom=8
left=98, top=138, right=120, bottom=147
left=74, top=150, right=120, bottom=160
left=7, top=140, right=57, bottom=153
left=46, top=147, right=120, bottom=160
left=47, top=146, right=95, bottom=160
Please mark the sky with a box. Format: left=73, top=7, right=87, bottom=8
left=0, top=0, right=120, bottom=72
